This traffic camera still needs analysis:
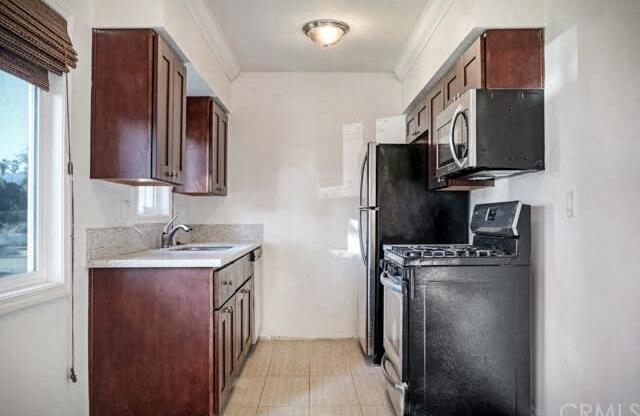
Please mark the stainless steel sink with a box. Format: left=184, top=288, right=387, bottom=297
left=169, top=245, right=234, bottom=252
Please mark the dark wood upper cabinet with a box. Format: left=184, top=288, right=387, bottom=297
left=406, top=98, right=428, bottom=143
left=483, top=29, right=544, bottom=89
left=406, top=112, right=417, bottom=141
left=91, top=29, right=186, bottom=186
left=424, top=28, right=543, bottom=191
left=455, top=29, right=544, bottom=95
left=444, top=61, right=462, bottom=108
left=172, top=60, right=187, bottom=181
left=175, top=97, right=213, bottom=195
left=460, top=36, right=484, bottom=91
left=175, top=98, right=228, bottom=195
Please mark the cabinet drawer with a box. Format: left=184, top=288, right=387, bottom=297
left=214, top=254, right=251, bottom=309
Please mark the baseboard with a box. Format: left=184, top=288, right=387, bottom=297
left=257, top=335, right=359, bottom=341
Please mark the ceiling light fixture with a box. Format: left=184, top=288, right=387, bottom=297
left=302, top=19, right=350, bottom=47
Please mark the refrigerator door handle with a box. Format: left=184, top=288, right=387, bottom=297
left=358, top=210, right=367, bottom=266
left=359, top=150, right=368, bottom=207
left=358, top=149, right=369, bottom=266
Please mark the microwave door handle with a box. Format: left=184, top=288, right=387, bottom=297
left=448, top=105, right=465, bottom=168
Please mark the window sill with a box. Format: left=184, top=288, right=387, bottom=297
left=0, top=281, right=70, bottom=316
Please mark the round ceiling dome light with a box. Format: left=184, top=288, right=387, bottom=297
left=302, top=19, right=350, bottom=47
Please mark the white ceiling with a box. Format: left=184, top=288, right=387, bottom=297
left=208, top=0, right=429, bottom=73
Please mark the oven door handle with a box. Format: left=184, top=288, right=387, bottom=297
left=448, top=104, right=466, bottom=168
left=380, top=272, right=405, bottom=293
left=381, top=352, right=408, bottom=392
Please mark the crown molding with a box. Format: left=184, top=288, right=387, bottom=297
left=184, top=0, right=241, bottom=81
left=393, top=0, right=455, bottom=81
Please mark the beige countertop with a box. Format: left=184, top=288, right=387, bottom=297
left=87, top=242, right=261, bottom=269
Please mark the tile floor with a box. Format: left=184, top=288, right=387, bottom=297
left=222, top=339, right=395, bottom=416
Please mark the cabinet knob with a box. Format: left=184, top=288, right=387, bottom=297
left=223, top=280, right=233, bottom=286
left=167, top=171, right=174, bottom=177
left=240, top=289, right=248, bottom=294
left=224, top=307, right=233, bottom=314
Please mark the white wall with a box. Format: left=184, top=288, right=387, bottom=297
left=0, top=0, right=94, bottom=414
left=469, top=0, right=640, bottom=414
left=176, top=72, right=402, bottom=338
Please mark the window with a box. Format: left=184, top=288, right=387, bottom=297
left=0, top=71, right=38, bottom=280
left=0, top=69, right=67, bottom=312
left=136, top=186, right=172, bottom=221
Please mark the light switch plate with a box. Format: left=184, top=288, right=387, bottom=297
left=566, top=190, right=576, bottom=218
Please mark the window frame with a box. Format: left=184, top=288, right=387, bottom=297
left=0, top=70, right=70, bottom=314
left=134, top=186, right=174, bottom=223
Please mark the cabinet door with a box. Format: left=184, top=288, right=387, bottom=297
left=240, top=282, right=252, bottom=356
left=234, top=290, right=244, bottom=365
left=427, top=82, right=447, bottom=190
left=484, top=29, right=544, bottom=89
left=444, top=63, right=461, bottom=108
left=215, top=303, right=235, bottom=410
left=415, top=100, right=428, bottom=138
left=152, top=35, right=174, bottom=183
left=405, top=112, right=417, bottom=141
left=460, top=37, right=484, bottom=92
left=174, top=97, right=212, bottom=194
left=171, top=57, right=187, bottom=184
left=212, top=103, right=228, bottom=196
left=234, top=284, right=252, bottom=365
left=210, top=107, right=221, bottom=192
left=217, top=113, right=228, bottom=195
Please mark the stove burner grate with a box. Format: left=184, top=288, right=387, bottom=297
left=389, top=244, right=507, bottom=259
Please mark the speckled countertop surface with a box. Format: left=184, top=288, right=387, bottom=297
left=87, top=242, right=261, bottom=269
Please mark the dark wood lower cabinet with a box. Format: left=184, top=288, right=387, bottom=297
left=89, top=254, right=256, bottom=416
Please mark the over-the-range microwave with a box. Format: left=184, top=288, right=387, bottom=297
left=435, top=89, right=544, bottom=181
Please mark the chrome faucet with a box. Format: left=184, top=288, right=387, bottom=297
left=161, top=215, right=192, bottom=248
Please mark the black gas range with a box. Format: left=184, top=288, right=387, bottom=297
left=379, top=201, right=532, bottom=416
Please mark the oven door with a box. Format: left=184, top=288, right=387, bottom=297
left=435, top=89, right=477, bottom=179
left=381, top=270, right=408, bottom=415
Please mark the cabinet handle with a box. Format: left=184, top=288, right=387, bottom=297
left=223, top=307, right=233, bottom=314
left=223, top=280, right=233, bottom=286
left=167, top=171, right=174, bottom=177
left=240, top=288, right=248, bottom=294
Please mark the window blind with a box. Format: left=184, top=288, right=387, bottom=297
left=0, top=0, right=77, bottom=90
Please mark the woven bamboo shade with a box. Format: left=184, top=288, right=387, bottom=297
left=0, top=0, right=77, bottom=90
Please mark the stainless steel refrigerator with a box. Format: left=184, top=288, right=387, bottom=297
left=357, top=142, right=469, bottom=362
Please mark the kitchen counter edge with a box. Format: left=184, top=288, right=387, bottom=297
left=87, top=242, right=262, bottom=269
